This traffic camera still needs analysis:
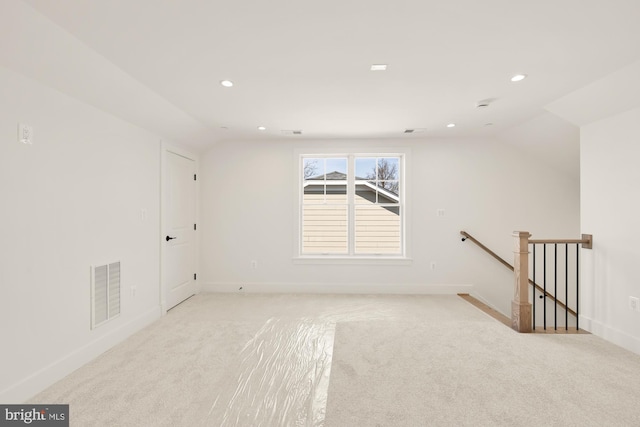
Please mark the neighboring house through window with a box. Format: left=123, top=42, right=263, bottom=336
left=300, top=154, right=404, bottom=257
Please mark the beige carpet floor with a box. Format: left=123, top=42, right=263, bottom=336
left=29, top=293, right=640, bottom=426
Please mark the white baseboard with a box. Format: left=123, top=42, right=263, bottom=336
left=201, top=281, right=474, bottom=295
left=0, top=305, right=162, bottom=403
left=580, top=315, right=640, bottom=355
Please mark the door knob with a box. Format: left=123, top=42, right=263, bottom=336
left=166, top=235, right=177, bottom=241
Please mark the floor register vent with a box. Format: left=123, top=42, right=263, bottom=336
left=91, top=261, right=121, bottom=329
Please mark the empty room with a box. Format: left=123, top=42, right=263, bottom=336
left=2, top=1, right=640, bottom=426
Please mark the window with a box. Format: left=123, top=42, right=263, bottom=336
left=300, top=154, right=404, bottom=257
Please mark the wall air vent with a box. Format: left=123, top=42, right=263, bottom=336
left=91, top=261, right=121, bottom=329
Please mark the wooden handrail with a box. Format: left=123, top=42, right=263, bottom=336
left=529, top=239, right=585, bottom=244
left=460, top=231, right=513, bottom=271
left=530, top=234, right=592, bottom=249
left=460, top=230, right=577, bottom=317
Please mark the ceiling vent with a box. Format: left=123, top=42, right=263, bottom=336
left=404, top=129, right=414, bottom=133
left=282, top=130, right=303, bottom=135
left=476, top=98, right=497, bottom=109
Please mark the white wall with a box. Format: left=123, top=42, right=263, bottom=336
left=580, top=107, right=640, bottom=354
left=0, top=67, right=162, bottom=402
left=199, top=136, right=580, bottom=314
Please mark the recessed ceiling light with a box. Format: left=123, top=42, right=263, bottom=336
left=220, top=80, right=234, bottom=87
left=510, top=74, right=527, bottom=82
left=370, top=64, right=388, bottom=71
left=447, top=123, right=456, bottom=128
left=257, top=126, right=266, bottom=131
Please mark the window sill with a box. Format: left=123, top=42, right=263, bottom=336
left=292, top=256, right=413, bottom=266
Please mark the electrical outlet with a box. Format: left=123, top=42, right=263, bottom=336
left=629, top=296, right=639, bottom=312
left=250, top=260, right=257, bottom=269
left=430, top=261, right=437, bottom=270
left=131, top=286, right=137, bottom=297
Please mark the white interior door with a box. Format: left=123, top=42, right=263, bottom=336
left=163, top=150, right=196, bottom=310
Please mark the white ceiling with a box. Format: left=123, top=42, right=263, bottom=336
left=6, top=0, right=640, bottom=151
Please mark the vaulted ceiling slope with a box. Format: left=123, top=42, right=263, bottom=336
left=3, top=0, right=640, bottom=151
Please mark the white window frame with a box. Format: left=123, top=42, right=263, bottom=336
left=293, top=148, right=412, bottom=265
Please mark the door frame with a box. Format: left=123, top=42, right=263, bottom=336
left=160, top=142, right=199, bottom=314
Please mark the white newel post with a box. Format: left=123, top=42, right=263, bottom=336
left=512, top=231, right=532, bottom=332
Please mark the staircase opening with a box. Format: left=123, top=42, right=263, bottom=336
left=460, top=231, right=592, bottom=333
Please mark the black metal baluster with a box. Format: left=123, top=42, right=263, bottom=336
left=577, top=243, right=580, bottom=331
left=565, top=244, right=569, bottom=331
left=532, top=244, right=536, bottom=331
left=554, top=243, right=558, bottom=331
left=543, top=244, right=547, bottom=330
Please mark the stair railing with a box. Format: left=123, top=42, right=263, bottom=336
left=527, top=234, right=592, bottom=331
left=460, top=230, right=592, bottom=332
left=460, top=231, right=575, bottom=317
